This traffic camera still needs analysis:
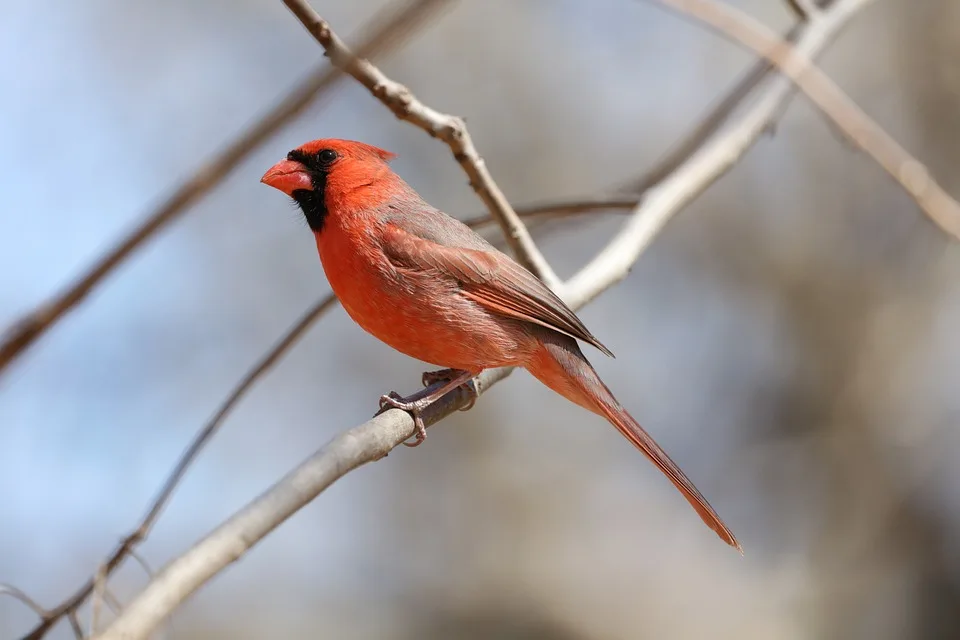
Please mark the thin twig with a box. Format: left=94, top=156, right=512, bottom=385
left=0, top=584, right=47, bottom=619
left=648, top=0, right=960, bottom=240
left=67, top=612, right=83, bottom=640
left=92, top=2, right=868, bottom=637
left=462, top=195, right=641, bottom=229
left=126, top=551, right=155, bottom=582
left=282, top=0, right=561, bottom=289
left=102, top=592, right=122, bottom=616
left=89, top=566, right=106, bottom=638
left=0, top=0, right=449, bottom=379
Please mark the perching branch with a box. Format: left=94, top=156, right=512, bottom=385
left=282, top=0, right=562, bottom=290
left=648, top=0, right=960, bottom=241
left=0, top=0, right=449, bottom=380
left=90, top=2, right=869, bottom=638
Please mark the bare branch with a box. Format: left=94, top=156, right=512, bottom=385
left=648, top=0, right=960, bottom=241
left=566, top=0, right=863, bottom=303
left=282, top=0, right=562, bottom=289
left=0, top=0, right=449, bottom=379
left=90, top=4, right=869, bottom=637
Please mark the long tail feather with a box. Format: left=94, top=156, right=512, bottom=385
left=527, top=334, right=742, bottom=552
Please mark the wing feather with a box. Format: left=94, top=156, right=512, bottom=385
left=381, top=221, right=614, bottom=357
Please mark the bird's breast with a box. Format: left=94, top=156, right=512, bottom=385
left=314, top=223, right=531, bottom=370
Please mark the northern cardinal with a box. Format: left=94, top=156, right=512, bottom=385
left=261, top=139, right=740, bottom=551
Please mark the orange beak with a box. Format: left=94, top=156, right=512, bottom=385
left=260, top=160, right=312, bottom=196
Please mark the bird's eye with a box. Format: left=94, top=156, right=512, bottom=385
left=318, top=149, right=338, bottom=165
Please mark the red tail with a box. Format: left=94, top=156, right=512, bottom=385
left=526, top=335, right=742, bottom=552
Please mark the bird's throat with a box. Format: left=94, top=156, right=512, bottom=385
left=292, top=177, right=328, bottom=232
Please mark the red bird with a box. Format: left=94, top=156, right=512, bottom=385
left=261, top=139, right=740, bottom=551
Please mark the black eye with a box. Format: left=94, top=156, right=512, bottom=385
left=317, top=149, right=338, bottom=165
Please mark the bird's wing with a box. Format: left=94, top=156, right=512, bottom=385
left=381, top=219, right=614, bottom=358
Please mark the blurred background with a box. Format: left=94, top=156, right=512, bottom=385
left=2, top=0, right=960, bottom=638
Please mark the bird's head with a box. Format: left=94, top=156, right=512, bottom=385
left=261, top=138, right=398, bottom=232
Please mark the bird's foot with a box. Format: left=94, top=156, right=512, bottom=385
left=379, top=369, right=480, bottom=447
left=422, top=368, right=479, bottom=412
left=379, top=391, right=431, bottom=447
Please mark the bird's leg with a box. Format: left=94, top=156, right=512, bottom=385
left=422, top=368, right=479, bottom=412
left=379, top=369, right=478, bottom=447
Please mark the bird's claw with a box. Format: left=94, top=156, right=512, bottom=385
left=379, top=392, right=428, bottom=447
left=421, top=368, right=478, bottom=412
left=458, top=387, right=477, bottom=412
left=378, top=369, right=479, bottom=447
